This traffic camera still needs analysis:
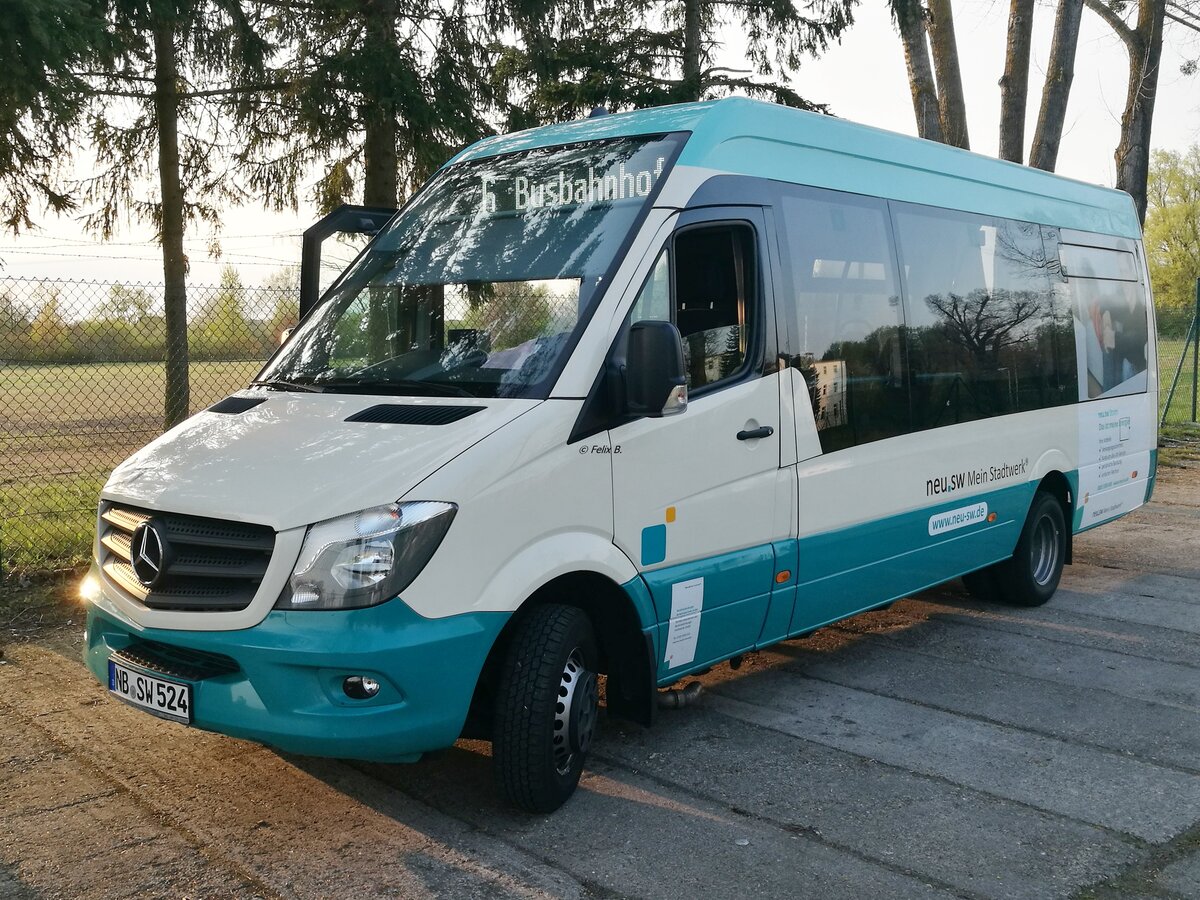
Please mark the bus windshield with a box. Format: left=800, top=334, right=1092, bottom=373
left=259, top=134, right=682, bottom=399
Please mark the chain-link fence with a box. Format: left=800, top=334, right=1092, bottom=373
left=1, top=276, right=297, bottom=575
left=1158, top=298, right=1200, bottom=428
left=3, top=273, right=1199, bottom=578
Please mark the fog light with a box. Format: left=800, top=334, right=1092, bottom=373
left=80, top=574, right=100, bottom=603
left=343, top=676, right=380, bottom=699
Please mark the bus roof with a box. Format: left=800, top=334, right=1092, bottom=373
left=448, top=97, right=1141, bottom=240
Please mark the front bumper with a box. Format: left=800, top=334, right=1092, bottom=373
left=83, top=587, right=509, bottom=762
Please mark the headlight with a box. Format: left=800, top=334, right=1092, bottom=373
left=276, top=502, right=456, bottom=611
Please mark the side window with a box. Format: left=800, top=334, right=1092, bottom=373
left=629, top=250, right=671, bottom=322
left=781, top=190, right=908, bottom=453
left=1059, top=240, right=1148, bottom=399
left=628, top=223, right=758, bottom=393
left=893, top=206, right=1074, bottom=429
left=674, top=225, right=756, bottom=391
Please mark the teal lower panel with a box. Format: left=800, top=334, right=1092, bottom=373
left=84, top=594, right=509, bottom=762
left=640, top=543, right=776, bottom=684
left=1145, top=448, right=1158, bottom=504
left=789, top=480, right=1039, bottom=636
left=653, top=592, right=769, bottom=684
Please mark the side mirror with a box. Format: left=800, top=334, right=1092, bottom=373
left=626, top=320, right=688, bottom=417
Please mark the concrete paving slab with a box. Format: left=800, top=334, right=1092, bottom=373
left=901, top=592, right=1200, bottom=671
left=1158, top=850, right=1200, bottom=897
left=760, top=637, right=1200, bottom=773
left=845, top=611, right=1200, bottom=712
left=596, top=710, right=1138, bottom=899
left=352, top=744, right=958, bottom=900
left=708, top=680, right=1200, bottom=842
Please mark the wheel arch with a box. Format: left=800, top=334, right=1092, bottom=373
left=1035, top=469, right=1074, bottom=564
left=462, top=570, right=657, bottom=741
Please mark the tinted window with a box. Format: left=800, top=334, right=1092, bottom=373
left=780, top=190, right=908, bottom=452
left=1060, top=243, right=1139, bottom=282
left=674, top=225, right=757, bottom=390
left=893, top=206, right=1075, bottom=428
left=626, top=223, right=758, bottom=393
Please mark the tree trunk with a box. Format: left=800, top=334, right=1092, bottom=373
left=926, top=0, right=970, bottom=148
left=1115, top=0, right=1165, bottom=223
left=152, top=14, right=189, bottom=429
left=362, top=0, right=399, bottom=208
left=998, top=0, right=1034, bottom=162
left=895, top=0, right=944, bottom=142
left=681, top=0, right=703, bottom=102
left=1029, top=0, right=1084, bottom=172
left=361, top=0, right=398, bottom=363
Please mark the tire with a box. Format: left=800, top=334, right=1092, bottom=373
left=493, top=604, right=600, bottom=813
left=993, top=491, right=1067, bottom=607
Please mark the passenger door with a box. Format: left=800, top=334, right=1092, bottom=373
left=610, top=208, right=793, bottom=682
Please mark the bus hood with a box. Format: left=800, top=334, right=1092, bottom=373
left=102, top=393, right=540, bottom=530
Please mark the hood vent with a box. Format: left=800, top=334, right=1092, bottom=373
left=208, top=395, right=267, bottom=414
left=345, top=404, right=484, bottom=426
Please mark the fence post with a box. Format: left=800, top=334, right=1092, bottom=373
left=1193, top=278, right=1200, bottom=423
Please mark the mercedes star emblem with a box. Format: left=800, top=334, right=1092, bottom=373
left=130, top=520, right=169, bottom=589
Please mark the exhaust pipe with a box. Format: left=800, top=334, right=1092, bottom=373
left=657, top=681, right=703, bottom=709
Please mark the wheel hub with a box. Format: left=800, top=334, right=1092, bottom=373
left=1031, top=514, right=1061, bottom=586
left=552, top=648, right=598, bottom=775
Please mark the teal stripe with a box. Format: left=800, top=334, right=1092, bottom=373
left=1146, top=448, right=1158, bottom=504
left=791, top=480, right=1035, bottom=633
left=623, top=478, right=1054, bottom=685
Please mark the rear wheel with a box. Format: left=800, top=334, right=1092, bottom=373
left=994, top=491, right=1067, bottom=607
left=493, top=604, right=599, bottom=813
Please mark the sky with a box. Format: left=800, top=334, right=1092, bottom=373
left=0, top=0, right=1197, bottom=288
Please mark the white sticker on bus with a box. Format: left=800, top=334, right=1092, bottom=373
left=664, top=577, right=704, bottom=669
left=928, top=502, right=989, bottom=536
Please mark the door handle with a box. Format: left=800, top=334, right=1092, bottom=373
left=736, top=425, right=774, bottom=441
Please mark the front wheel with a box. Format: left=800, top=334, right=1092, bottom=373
left=493, top=604, right=600, bottom=813
left=993, top=491, right=1067, bottom=607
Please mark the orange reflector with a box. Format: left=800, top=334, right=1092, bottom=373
left=665, top=506, right=676, bottom=524
left=776, top=570, right=791, bottom=583
left=1132, top=471, right=1138, bottom=478
left=987, top=512, right=997, bottom=522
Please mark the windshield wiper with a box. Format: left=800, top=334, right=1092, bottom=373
left=316, top=378, right=475, bottom=399
left=250, top=379, right=323, bottom=393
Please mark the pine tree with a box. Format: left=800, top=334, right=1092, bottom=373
left=0, top=0, right=104, bottom=232
left=243, top=0, right=493, bottom=212
left=82, top=0, right=270, bottom=426
left=491, top=0, right=856, bottom=125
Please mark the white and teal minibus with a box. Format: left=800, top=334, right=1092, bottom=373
left=82, top=98, right=1157, bottom=811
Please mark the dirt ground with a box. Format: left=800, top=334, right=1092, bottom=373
left=2, top=464, right=1200, bottom=900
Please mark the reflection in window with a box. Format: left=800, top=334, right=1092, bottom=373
left=629, top=250, right=671, bottom=323
left=894, top=206, right=1075, bottom=429
left=625, top=224, right=757, bottom=394
left=260, top=135, right=680, bottom=398
left=674, top=226, right=755, bottom=390
left=1060, top=242, right=1148, bottom=399
left=781, top=190, right=908, bottom=452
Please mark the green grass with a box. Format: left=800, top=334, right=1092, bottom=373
left=1159, top=336, right=1200, bottom=427
left=2, top=359, right=263, bottom=576
left=1, top=474, right=108, bottom=573
left=2, top=359, right=262, bottom=431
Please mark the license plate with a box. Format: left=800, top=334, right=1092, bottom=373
left=108, top=660, right=192, bottom=724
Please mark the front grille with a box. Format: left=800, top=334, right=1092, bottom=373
left=112, top=640, right=240, bottom=681
left=98, top=502, right=275, bottom=612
